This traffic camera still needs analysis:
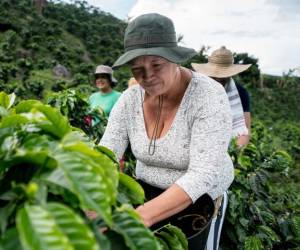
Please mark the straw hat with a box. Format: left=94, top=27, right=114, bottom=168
left=191, top=46, right=251, bottom=78
left=113, top=13, right=197, bottom=68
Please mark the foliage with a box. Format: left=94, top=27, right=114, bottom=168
left=46, top=89, right=107, bottom=144
left=0, top=0, right=129, bottom=98
left=261, top=70, right=300, bottom=89
left=0, top=91, right=187, bottom=250
left=155, top=224, right=188, bottom=250
left=250, top=83, right=300, bottom=127
left=182, top=46, right=209, bottom=69
left=221, top=121, right=300, bottom=249
left=43, top=0, right=125, bottom=65
left=233, top=52, right=260, bottom=85
left=1, top=1, right=300, bottom=249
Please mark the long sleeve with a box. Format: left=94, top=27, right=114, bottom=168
left=175, top=87, right=234, bottom=202
left=100, top=92, right=129, bottom=160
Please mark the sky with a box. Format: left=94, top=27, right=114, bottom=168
left=63, top=0, right=300, bottom=76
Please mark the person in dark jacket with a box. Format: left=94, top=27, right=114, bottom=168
left=192, top=46, right=252, bottom=149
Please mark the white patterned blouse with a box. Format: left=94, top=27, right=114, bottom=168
left=100, top=72, right=234, bottom=202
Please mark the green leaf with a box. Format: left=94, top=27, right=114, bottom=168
left=157, top=231, right=183, bottom=250
left=273, top=150, right=292, bottom=164
left=243, top=143, right=258, bottom=156
left=244, top=236, right=263, bottom=250
left=236, top=224, right=247, bottom=243
left=118, top=172, right=144, bottom=205
left=239, top=218, right=249, bottom=228
left=237, top=155, right=251, bottom=170
left=7, top=93, right=16, bottom=109
left=35, top=105, right=71, bottom=138
left=47, top=203, right=100, bottom=250
left=0, top=92, right=10, bottom=109
left=54, top=150, right=113, bottom=225
left=249, top=173, right=259, bottom=195
left=291, top=216, right=300, bottom=237
left=0, top=107, right=9, bottom=118
left=156, top=237, right=170, bottom=250
left=260, top=211, right=276, bottom=225
left=41, top=174, right=80, bottom=209
left=43, top=168, right=72, bottom=190
left=15, top=101, right=71, bottom=138
left=162, top=224, right=188, bottom=250
left=91, top=222, right=111, bottom=250
left=1, top=134, right=56, bottom=169
left=0, top=227, right=23, bottom=250
left=61, top=140, right=118, bottom=204
left=112, top=205, right=161, bottom=250
left=0, top=115, right=29, bottom=128
left=16, top=205, right=74, bottom=250
left=257, top=225, right=280, bottom=242
left=96, top=145, right=118, bottom=164
left=105, top=230, right=129, bottom=250
left=61, top=131, right=93, bottom=147
left=15, top=100, right=42, bottom=113
left=0, top=202, right=16, bottom=235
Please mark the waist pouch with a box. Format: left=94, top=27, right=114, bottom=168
left=137, top=180, right=215, bottom=239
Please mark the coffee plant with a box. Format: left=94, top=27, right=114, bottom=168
left=0, top=92, right=188, bottom=250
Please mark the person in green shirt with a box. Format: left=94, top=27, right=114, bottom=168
left=89, top=65, right=121, bottom=122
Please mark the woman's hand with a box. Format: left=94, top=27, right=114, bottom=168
left=237, top=134, right=250, bottom=149
left=135, top=184, right=192, bottom=227
left=135, top=204, right=154, bottom=227
left=85, top=210, right=98, bottom=220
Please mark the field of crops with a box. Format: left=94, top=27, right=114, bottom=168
left=1, top=1, right=300, bottom=249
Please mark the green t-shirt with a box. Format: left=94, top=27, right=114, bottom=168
left=89, top=90, right=121, bottom=117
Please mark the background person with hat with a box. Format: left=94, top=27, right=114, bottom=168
left=100, top=13, right=234, bottom=249
left=89, top=65, right=121, bottom=120
left=192, top=46, right=252, bottom=148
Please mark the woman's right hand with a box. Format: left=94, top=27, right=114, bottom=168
left=135, top=204, right=154, bottom=227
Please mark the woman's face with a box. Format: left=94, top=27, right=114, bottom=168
left=95, top=74, right=111, bottom=92
left=129, top=56, right=178, bottom=96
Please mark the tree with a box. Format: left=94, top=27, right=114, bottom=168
left=233, top=52, right=260, bottom=86
left=182, top=46, right=209, bottom=69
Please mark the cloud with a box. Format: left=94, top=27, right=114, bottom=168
left=62, top=0, right=136, bottom=19
left=209, top=30, right=273, bottom=38
left=267, top=0, right=300, bottom=18
left=128, top=0, right=300, bottom=75
left=86, top=0, right=136, bottom=19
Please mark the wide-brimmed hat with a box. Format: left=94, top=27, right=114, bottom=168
left=94, top=65, right=117, bottom=83
left=191, top=46, right=251, bottom=78
left=112, top=13, right=197, bottom=69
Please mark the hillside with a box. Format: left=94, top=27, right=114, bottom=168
left=1, top=0, right=299, bottom=180
left=0, top=0, right=129, bottom=97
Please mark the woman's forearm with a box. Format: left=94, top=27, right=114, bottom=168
left=135, top=184, right=192, bottom=227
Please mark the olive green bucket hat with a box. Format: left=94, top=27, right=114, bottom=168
left=112, top=13, right=197, bottom=69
